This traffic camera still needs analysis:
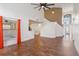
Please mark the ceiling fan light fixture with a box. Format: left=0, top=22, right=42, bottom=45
left=41, top=6, right=44, bottom=8
left=32, top=3, right=55, bottom=11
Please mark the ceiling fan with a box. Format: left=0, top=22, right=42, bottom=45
left=31, top=3, right=55, bottom=11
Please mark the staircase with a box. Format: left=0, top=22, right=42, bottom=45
left=55, top=22, right=64, bottom=37
left=40, top=22, right=63, bottom=38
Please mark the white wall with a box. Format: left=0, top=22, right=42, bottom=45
left=73, top=4, right=79, bottom=53
left=40, top=22, right=56, bottom=38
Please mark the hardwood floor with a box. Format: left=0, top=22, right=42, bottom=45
left=0, top=36, right=79, bottom=56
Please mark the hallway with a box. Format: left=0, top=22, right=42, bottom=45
left=0, top=37, right=78, bottom=56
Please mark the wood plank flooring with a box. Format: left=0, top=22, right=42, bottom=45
left=0, top=36, right=79, bottom=56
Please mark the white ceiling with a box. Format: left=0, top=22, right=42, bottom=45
left=0, top=3, right=73, bottom=13
left=30, top=3, right=73, bottom=11
left=0, top=3, right=74, bottom=20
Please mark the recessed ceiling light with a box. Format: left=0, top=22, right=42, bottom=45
left=52, top=11, right=55, bottom=14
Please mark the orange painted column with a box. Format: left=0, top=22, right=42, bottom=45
left=0, top=16, right=4, bottom=48
left=17, top=19, right=21, bottom=47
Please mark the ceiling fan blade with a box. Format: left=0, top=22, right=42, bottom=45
left=45, top=6, right=51, bottom=9
left=43, top=7, right=45, bottom=11
left=46, top=4, right=55, bottom=6
left=34, top=5, right=40, bottom=9
left=31, top=3, right=40, bottom=5
left=34, top=7, right=39, bottom=9
left=38, top=7, right=41, bottom=11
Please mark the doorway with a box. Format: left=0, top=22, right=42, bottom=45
left=3, top=18, right=17, bottom=46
